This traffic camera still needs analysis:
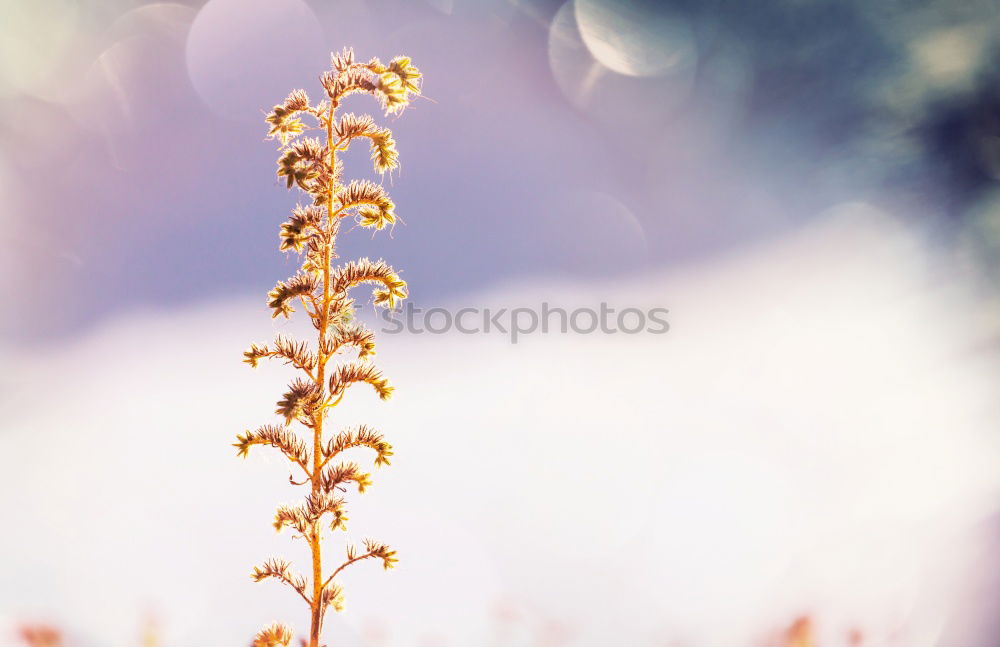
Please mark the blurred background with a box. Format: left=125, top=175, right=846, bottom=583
left=1, top=0, right=1000, bottom=645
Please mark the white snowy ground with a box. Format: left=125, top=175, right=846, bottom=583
left=2, top=205, right=999, bottom=647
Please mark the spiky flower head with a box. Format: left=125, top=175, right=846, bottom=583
left=265, top=89, right=311, bottom=145
left=319, top=47, right=422, bottom=116
left=363, top=538, right=399, bottom=570
left=252, top=623, right=293, bottom=647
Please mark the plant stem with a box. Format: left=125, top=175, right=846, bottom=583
left=310, top=102, right=337, bottom=647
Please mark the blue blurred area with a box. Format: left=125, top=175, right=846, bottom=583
left=2, top=0, right=999, bottom=339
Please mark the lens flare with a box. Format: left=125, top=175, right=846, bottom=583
left=185, top=0, right=326, bottom=122
left=106, top=2, right=197, bottom=44
left=0, top=0, right=79, bottom=98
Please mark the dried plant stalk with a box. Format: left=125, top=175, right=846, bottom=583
left=237, top=48, right=421, bottom=647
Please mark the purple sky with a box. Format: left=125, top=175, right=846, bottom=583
left=8, top=0, right=997, bottom=341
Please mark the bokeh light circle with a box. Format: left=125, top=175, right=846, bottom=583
left=548, top=1, right=696, bottom=130
left=573, top=0, right=696, bottom=78
left=185, top=0, right=326, bottom=122
left=543, top=188, right=650, bottom=275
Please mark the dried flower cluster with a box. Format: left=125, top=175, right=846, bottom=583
left=238, top=48, right=421, bottom=647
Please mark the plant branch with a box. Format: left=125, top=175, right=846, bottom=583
left=322, top=552, right=377, bottom=588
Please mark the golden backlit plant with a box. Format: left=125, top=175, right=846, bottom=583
left=237, top=48, right=421, bottom=647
